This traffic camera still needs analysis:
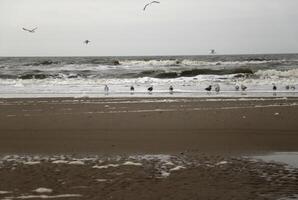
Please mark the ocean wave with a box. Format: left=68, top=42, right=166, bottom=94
left=255, top=69, right=298, bottom=79
left=120, top=59, right=282, bottom=67
left=137, top=68, right=254, bottom=79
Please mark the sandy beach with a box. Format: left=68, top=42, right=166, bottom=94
left=0, top=97, right=298, bottom=200
left=0, top=97, right=298, bottom=154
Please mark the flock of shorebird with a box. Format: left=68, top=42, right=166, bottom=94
left=102, top=83, right=296, bottom=94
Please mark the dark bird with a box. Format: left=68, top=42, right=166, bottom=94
left=285, top=85, right=290, bottom=90
left=143, top=1, right=160, bottom=11
left=205, top=85, right=212, bottom=92
left=22, top=27, right=37, bottom=33
left=169, top=85, right=174, bottom=93
left=130, top=86, right=135, bottom=91
left=273, top=83, right=277, bottom=91
left=148, top=86, right=153, bottom=92
left=84, top=40, right=90, bottom=45
left=241, top=84, right=247, bottom=91
left=210, top=49, right=216, bottom=55
left=104, top=85, right=109, bottom=93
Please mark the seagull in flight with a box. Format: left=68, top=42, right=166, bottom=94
left=143, top=1, right=160, bottom=11
left=22, top=27, right=37, bottom=33
left=84, top=40, right=90, bottom=45
left=210, top=49, right=216, bottom=55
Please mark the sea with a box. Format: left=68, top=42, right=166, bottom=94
left=0, top=54, right=298, bottom=98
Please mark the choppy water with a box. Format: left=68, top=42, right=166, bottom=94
left=0, top=54, right=298, bottom=98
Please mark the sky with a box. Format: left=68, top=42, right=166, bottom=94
left=0, top=0, right=298, bottom=56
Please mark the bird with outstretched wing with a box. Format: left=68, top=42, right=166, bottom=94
left=22, top=27, right=38, bottom=33
left=143, top=1, right=160, bottom=11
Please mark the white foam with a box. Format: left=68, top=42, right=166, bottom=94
left=33, top=188, right=53, bottom=193
left=51, top=160, right=68, bottom=164
left=23, top=161, right=40, bottom=165
left=92, top=164, right=120, bottom=169
left=122, top=161, right=142, bottom=166
left=68, top=161, right=84, bottom=165
left=216, top=161, right=228, bottom=165
left=169, top=166, right=186, bottom=171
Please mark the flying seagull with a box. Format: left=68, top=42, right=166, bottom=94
left=210, top=49, right=216, bottom=55
left=84, top=40, right=90, bottom=45
left=143, top=1, right=160, bottom=11
left=22, top=27, right=37, bottom=33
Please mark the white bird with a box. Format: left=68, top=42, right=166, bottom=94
left=235, top=85, right=240, bottom=91
left=214, top=84, right=220, bottom=93
left=143, top=1, right=160, bottom=11
left=22, top=27, right=37, bottom=33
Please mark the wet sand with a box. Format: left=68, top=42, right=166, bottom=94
left=0, top=97, right=298, bottom=200
left=0, top=97, right=298, bottom=154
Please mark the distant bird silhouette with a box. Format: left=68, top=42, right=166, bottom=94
left=84, top=40, right=90, bottom=45
left=210, top=49, right=216, bottom=55
left=290, top=85, right=296, bottom=90
left=22, top=27, right=37, bottom=33
left=286, top=85, right=290, bottom=90
left=205, top=85, right=212, bottom=92
left=241, top=84, right=247, bottom=91
left=169, top=86, right=174, bottom=93
left=143, top=1, right=160, bottom=11
left=130, top=86, right=135, bottom=92
left=148, top=86, right=153, bottom=92
left=273, top=83, right=277, bottom=91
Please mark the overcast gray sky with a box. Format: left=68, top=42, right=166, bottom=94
left=0, top=0, right=298, bottom=56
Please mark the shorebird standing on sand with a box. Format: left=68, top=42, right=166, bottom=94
left=148, top=86, right=153, bottom=93
left=104, top=85, right=109, bottom=93
left=169, top=85, right=174, bottom=94
left=130, top=86, right=135, bottom=94
left=273, top=83, right=277, bottom=91
left=214, top=84, right=220, bottom=93
left=22, top=27, right=37, bottom=33
left=235, top=85, right=240, bottom=91
left=130, top=86, right=135, bottom=92
left=143, top=1, right=160, bottom=11
left=241, top=84, right=247, bottom=91
left=205, top=85, right=212, bottom=94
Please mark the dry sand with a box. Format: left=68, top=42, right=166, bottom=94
left=0, top=97, right=298, bottom=200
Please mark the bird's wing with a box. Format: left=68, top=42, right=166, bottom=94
left=32, top=27, right=38, bottom=31
left=152, top=1, right=160, bottom=4
left=143, top=3, right=150, bottom=10
left=22, top=28, right=29, bottom=31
